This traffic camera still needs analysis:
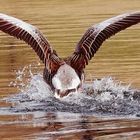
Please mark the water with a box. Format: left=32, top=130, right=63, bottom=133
left=0, top=0, right=140, bottom=139
left=2, top=71, right=140, bottom=116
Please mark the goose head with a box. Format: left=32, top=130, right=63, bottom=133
left=52, top=64, right=82, bottom=98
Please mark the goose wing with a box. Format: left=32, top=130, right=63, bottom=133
left=69, top=12, right=140, bottom=73
left=0, top=13, right=64, bottom=73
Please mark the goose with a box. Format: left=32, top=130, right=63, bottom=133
left=0, top=12, right=139, bottom=98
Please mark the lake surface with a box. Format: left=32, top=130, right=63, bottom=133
left=0, top=0, right=140, bottom=139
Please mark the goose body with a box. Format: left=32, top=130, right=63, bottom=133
left=0, top=12, right=139, bottom=98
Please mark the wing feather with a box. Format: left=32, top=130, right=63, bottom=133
left=0, top=13, right=64, bottom=73
left=69, top=12, right=140, bottom=73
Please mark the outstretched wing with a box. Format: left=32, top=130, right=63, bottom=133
left=0, top=13, right=64, bottom=73
left=69, top=12, right=140, bottom=73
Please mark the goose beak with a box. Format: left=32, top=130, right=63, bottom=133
left=54, top=91, right=69, bottom=98
left=54, top=88, right=79, bottom=98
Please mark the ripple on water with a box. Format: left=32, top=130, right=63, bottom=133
left=1, top=65, right=140, bottom=118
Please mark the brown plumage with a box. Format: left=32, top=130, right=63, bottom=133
left=69, top=12, right=140, bottom=74
left=0, top=12, right=139, bottom=98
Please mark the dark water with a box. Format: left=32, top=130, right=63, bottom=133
left=0, top=0, right=140, bottom=139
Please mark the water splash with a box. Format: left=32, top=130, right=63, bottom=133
left=2, top=65, right=140, bottom=117
left=9, top=64, right=35, bottom=92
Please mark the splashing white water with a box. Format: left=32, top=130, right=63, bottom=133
left=3, top=65, right=140, bottom=116
left=23, top=74, right=53, bottom=100
left=93, top=77, right=131, bottom=93
left=92, top=77, right=131, bottom=101
left=9, top=64, right=53, bottom=100
left=9, top=64, right=34, bottom=92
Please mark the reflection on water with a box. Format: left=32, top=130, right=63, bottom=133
left=0, top=0, right=140, bottom=139
left=1, top=111, right=140, bottom=140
